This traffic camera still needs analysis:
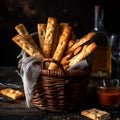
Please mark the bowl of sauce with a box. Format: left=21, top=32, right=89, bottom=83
left=97, top=79, right=120, bottom=108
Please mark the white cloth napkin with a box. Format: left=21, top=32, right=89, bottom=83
left=17, top=52, right=41, bottom=108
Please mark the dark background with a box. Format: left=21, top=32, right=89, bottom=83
left=0, top=0, right=120, bottom=66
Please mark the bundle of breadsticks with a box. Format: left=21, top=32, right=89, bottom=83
left=12, top=17, right=97, bottom=71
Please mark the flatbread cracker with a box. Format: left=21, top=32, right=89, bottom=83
left=0, top=88, right=24, bottom=100
left=81, top=108, right=111, bottom=120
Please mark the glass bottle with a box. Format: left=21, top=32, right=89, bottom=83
left=90, top=5, right=112, bottom=80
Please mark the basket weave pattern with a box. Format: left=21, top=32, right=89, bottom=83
left=32, top=59, right=91, bottom=112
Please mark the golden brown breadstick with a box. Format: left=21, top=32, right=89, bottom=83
left=68, top=32, right=96, bottom=52
left=12, top=34, right=44, bottom=59
left=63, top=65, right=69, bottom=70
left=61, top=52, right=72, bottom=65
left=67, top=39, right=75, bottom=49
left=61, top=57, right=68, bottom=66
left=69, top=42, right=97, bottom=67
left=43, top=17, right=57, bottom=58
left=62, top=45, right=82, bottom=70
left=51, top=23, right=59, bottom=56
left=70, top=31, right=76, bottom=41
left=61, top=53, right=72, bottom=70
left=48, top=26, right=72, bottom=70
left=73, top=46, right=83, bottom=56
left=58, top=23, right=69, bottom=41
left=15, top=23, right=29, bottom=35
left=65, top=31, right=76, bottom=55
left=59, top=23, right=69, bottom=34
left=37, top=23, right=46, bottom=51
left=15, top=23, right=40, bottom=52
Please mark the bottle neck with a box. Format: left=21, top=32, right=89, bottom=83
left=94, top=6, right=104, bottom=31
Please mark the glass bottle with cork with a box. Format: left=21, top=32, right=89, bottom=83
left=90, top=5, right=112, bottom=80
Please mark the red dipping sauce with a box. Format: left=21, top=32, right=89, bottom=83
left=97, top=87, right=120, bottom=108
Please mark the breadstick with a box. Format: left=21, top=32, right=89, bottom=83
left=70, top=31, right=76, bottom=41
left=68, top=32, right=95, bottom=52
left=73, top=46, right=83, bottom=56
left=48, top=26, right=72, bottom=70
left=51, top=23, right=59, bottom=56
left=61, top=52, right=72, bottom=65
left=58, top=23, right=69, bottom=41
left=62, top=45, right=82, bottom=70
left=64, top=32, right=75, bottom=56
left=37, top=23, right=46, bottom=51
left=15, top=23, right=29, bottom=35
left=15, top=24, right=40, bottom=52
left=67, top=39, right=75, bottom=49
left=43, top=17, right=57, bottom=58
left=59, top=23, right=69, bottom=34
left=61, top=52, right=73, bottom=70
left=63, top=65, right=69, bottom=70
left=69, top=42, right=97, bottom=67
left=12, top=34, right=44, bottom=59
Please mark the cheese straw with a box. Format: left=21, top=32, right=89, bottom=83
left=12, top=35, right=44, bottom=59
left=69, top=42, right=97, bottom=67
left=48, top=26, right=72, bottom=70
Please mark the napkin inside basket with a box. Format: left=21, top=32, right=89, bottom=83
left=17, top=51, right=41, bottom=108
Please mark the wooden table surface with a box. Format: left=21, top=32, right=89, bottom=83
left=0, top=66, right=120, bottom=120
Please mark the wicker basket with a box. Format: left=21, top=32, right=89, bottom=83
left=32, top=58, right=91, bottom=112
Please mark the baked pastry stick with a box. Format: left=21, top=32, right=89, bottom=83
left=65, top=31, right=76, bottom=52
left=12, top=34, right=44, bottom=59
left=43, top=17, right=57, bottom=58
left=81, top=108, right=111, bottom=120
left=59, top=23, right=69, bottom=34
left=61, top=46, right=83, bottom=70
left=37, top=23, right=46, bottom=52
left=62, top=32, right=95, bottom=69
left=48, top=26, right=72, bottom=70
left=60, top=31, right=76, bottom=70
left=15, top=23, right=29, bottom=36
left=73, top=46, right=83, bottom=56
left=68, top=32, right=96, bottom=53
left=51, top=23, right=59, bottom=56
left=0, top=88, right=24, bottom=100
left=61, top=52, right=73, bottom=70
left=69, top=42, right=97, bottom=67
left=15, top=23, right=40, bottom=52
left=67, top=39, right=75, bottom=48
left=57, top=23, right=69, bottom=42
